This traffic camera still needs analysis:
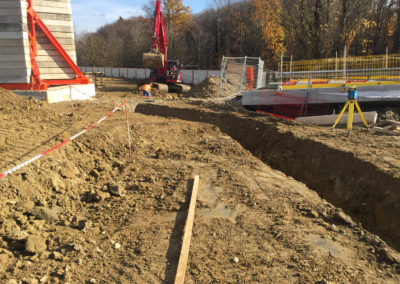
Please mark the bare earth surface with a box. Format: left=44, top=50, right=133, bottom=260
left=0, top=79, right=399, bottom=283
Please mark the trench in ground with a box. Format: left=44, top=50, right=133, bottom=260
left=135, top=103, right=400, bottom=251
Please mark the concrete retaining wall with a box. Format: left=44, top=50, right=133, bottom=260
left=80, top=66, right=221, bottom=85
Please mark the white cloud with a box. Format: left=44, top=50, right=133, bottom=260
left=71, top=0, right=145, bottom=33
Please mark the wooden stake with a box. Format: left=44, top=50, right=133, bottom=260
left=124, top=98, right=132, bottom=155
left=174, top=175, right=200, bottom=284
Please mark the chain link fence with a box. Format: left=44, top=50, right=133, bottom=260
left=217, top=57, right=264, bottom=101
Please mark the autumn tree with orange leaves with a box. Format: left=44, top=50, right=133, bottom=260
left=252, top=0, right=285, bottom=63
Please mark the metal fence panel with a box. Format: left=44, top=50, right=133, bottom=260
left=217, top=56, right=264, bottom=101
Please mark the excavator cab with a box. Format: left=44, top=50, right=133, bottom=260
left=166, top=60, right=183, bottom=83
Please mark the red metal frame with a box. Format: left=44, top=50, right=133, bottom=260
left=151, top=0, right=168, bottom=81
left=149, top=1, right=182, bottom=84
left=0, top=0, right=89, bottom=91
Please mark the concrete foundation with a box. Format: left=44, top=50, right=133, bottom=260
left=14, top=84, right=96, bottom=104
left=295, top=112, right=378, bottom=125
left=243, top=85, right=400, bottom=107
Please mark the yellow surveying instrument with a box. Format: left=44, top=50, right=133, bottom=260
left=331, top=86, right=368, bottom=135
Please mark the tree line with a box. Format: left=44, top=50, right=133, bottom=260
left=76, top=0, right=400, bottom=70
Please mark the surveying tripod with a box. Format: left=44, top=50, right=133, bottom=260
left=331, top=86, right=368, bottom=135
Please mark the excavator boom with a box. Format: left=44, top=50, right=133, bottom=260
left=142, top=0, right=167, bottom=69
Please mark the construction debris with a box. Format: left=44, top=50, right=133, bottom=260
left=373, top=120, right=400, bottom=136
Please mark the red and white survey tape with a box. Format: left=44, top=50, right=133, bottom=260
left=0, top=102, right=124, bottom=180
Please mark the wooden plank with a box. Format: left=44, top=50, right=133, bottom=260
left=174, top=175, right=200, bottom=284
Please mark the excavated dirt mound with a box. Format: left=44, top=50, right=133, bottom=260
left=0, top=88, right=59, bottom=122
left=185, top=77, right=220, bottom=98
left=185, top=77, right=239, bottom=99
left=1, top=79, right=400, bottom=283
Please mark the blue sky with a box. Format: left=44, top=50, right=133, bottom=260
left=71, top=0, right=209, bottom=33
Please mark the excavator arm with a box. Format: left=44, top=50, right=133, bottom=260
left=142, top=0, right=167, bottom=71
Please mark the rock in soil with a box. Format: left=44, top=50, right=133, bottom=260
left=31, top=207, right=60, bottom=223
left=25, top=235, right=47, bottom=254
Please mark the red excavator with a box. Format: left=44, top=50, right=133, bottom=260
left=142, top=0, right=190, bottom=93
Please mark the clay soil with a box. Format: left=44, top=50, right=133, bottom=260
left=0, top=78, right=400, bottom=284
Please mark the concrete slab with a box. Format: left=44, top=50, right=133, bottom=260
left=37, top=48, right=75, bottom=57
left=37, top=61, right=71, bottom=68
left=34, top=1, right=71, bottom=8
left=37, top=37, right=74, bottom=45
left=33, top=6, right=72, bottom=15
left=40, top=73, right=75, bottom=80
left=36, top=55, right=76, bottom=62
left=0, top=31, right=27, bottom=40
left=0, top=39, right=29, bottom=47
left=37, top=31, right=74, bottom=39
left=0, top=75, right=30, bottom=83
left=0, top=9, right=25, bottom=17
left=295, top=112, right=378, bottom=125
left=0, top=16, right=27, bottom=25
left=36, top=13, right=72, bottom=21
left=242, top=84, right=400, bottom=106
left=0, top=68, right=31, bottom=76
left=36, top=43, right=75, bottom=51
left=0, top=1, right=25, bottom=8
left=0, top=54, right=30, bottom=62
left=39, top=19, right=73, bottom=27
left=0, top=62, right=29, bottom=68
left=14, top=84, right=96, bottom=104
left=0, top=23, right=26, bottom=32
left=38, top=67, right=74, bottom=74
left=44, top=25, right=74, bottom=33
left=0, top=46, right=28, bottom=54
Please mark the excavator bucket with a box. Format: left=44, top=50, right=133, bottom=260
left=142, top=52, right=165, bottom=68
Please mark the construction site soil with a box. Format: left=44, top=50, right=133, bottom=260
left=0, top=78, right=400, bottom=283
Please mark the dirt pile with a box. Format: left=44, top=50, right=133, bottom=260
left=0, top=88, right=58, bottom=122
left=0, top=88, right=26, bottom=107
left=378, top=108, right=400, bottom=121
left=185, top=76, right=244, bottom=99
left=185, top=77, right=220, bottom=98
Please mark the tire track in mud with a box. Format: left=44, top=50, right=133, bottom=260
left=136, top=103, right=400, bottom=250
